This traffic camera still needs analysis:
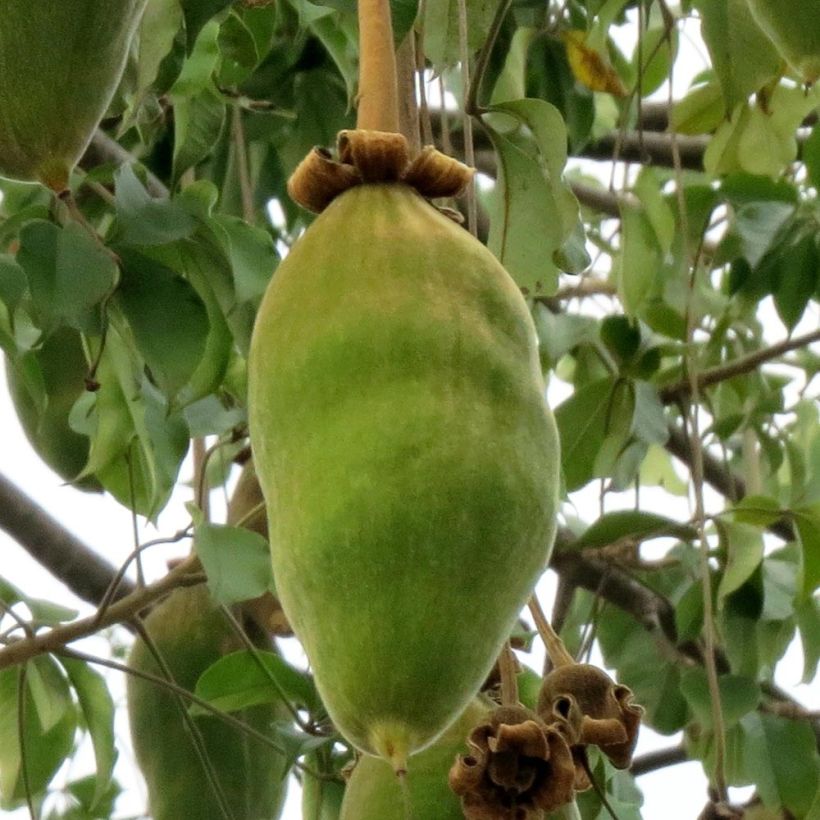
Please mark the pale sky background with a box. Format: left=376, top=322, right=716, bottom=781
left=1, top=8, right=818, bottom=820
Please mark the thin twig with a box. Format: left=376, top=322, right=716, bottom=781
left=660, top=329, right=820, bottom=403
left=456, top=0, right=477, bottom=235
left=231, top=106, right=255, bottom=223
left=0, top=555, right=203, bottom=671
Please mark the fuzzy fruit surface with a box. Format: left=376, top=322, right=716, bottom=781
left=746, top=0, right=820, bottom=82
left=248, top=183, right=560, bottom=760
left=340, top=698, right=490, bottom=819
left=127, top=586, right=288, bottom=820
left=0, top=0, right=147, bottom=188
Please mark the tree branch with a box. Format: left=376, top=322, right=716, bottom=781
left=630, top=745, right=689, bottom=776
left=0, top=472, right=135, bottom=606
left=659, top=329, right=820, bottom=404
left=81, top=130, right=170, bottom=198
left=0, top=555, right=203, bottom=671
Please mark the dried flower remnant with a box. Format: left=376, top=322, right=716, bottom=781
left=448, top=705, right=575, bottom=819
left=537, top=663, right=643, bottom=788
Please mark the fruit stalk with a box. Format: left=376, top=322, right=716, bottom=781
left=357, top=0, right=400, bottom=132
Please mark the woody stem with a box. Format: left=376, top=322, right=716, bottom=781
left=357, top=0, right=399, bottom=132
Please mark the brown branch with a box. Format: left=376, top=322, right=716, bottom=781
left=82, top=130, right=169, bottom=199
left=0, top=556, right=202, bottom=671
left=630, top=745, right=689, bottom=776
left=0, top=472, right=135, bottom=606
left=660, top=329, right=820, bottom=404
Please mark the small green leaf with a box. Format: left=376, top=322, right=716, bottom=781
left=570, top=510, right=696, bottom=551
left=485, top=98, right=581, bottom=296
left=196, top=523, right=274, bottom=606
left=740, top=712, right=820, bottom=817
left=115, top=249, right=210, bottom=399
left=717, top=521, right=765, bottom=603
left=114, top=165, right=196, bottom=246
left=794, top=503, right=820, bottom=600
left=54, top=223, right=117, bottom=332
left=191, top=650, right=318, bottom=715
left=0, top=254, right=26, bottom=313
left=180, top=0, right=231, bottom=53
left=59, top=657, right=117, bottom=809
left=26, top=656, right=72, bottom=734
left=554, top=377, right=615, bottom=492
left=423, top=0, right=498, bottom=69
left=680, top=668, right=760, bottom=729
left=172, top=86, right=227, bottom=182
left=670, top=81, right=725, bottom=135
left=729, top=495, right=784, bottom=527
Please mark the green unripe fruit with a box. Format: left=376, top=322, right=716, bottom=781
left=127, top=585, right=289, bottom=820
left=5, top=328, right=98, bottom=489
left=340, top=698, right=490, bottom=820
left=0, top=0, right=147, bottom=189
left=746, top=0, right=820, bottom=83
left=248, top=183, right=560, bottom=765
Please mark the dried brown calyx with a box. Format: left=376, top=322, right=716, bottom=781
left=537, top=663, right=643, bottom=790
left=287, top=129, right=474, bottom=214
left=448, top=705, right=576, bottom=820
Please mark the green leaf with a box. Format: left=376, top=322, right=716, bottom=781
left=731, top=200, right=795, bottom=269
left=191, top=649, right=319, bottom=715
left=795, top=597, right=820, bottom=683
left=16, top=220, right=60, bottom=332
left=693, top=0, right=781, bottom=111
left=115, top=249, right=210, bottom=400
left=772, top=233, right=819, bottom=331
left=0, top=254, right=26, bottom=314
left=114, top=165, right=196, bottom=246
left=616, top=202, right=662, bottom=318
left=0, top=665, right=77, bottom=802
left=570, top=510, right=696, bottom=551
left=423, top=0, right=499, bottom=69
left=485, top=98, right=581, bottom=296
left=679, top=668, right=760, bottom=729
left=794, top=503, right=820, bottom=600
left=740, top=712, right=820, bottom=817
left=717, top=521, right=765, bottom=604
left=195, top=522, right=274, bottom=606
left=670, top=81, right=725, bottom=135
left=554, top=377, right=615, bottom=492
left=180, top=0, right=231, bottom=53
left=631, top=381, right=668, bottom=445
left=59, top=658, right=117, bottom=809
left=804, top=122, right=820, bottom=189
left=172, top=86, right=227, bottom=182
left=54, top=223, right=117, bottom=332
left=26, top=656, right=72, bottom=734
left=135, top=0, right=183, bottom=102
left=729, top=495, right=785, bottom=527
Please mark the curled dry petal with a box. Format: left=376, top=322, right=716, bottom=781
left=537, top=664, right=644, bottom=772
left=449, top=705, right=576, bottom=819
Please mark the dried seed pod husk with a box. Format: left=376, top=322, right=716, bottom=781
left=127, top=585, right=289, bottom=819
left=248, top=134, right=560, bottom=766
left=0, top=0, right=147, bottom=189
left=449, top=705, right=576, bottom=819
left=537, top=663, right=643, bottom=773
left=340, top=699, right=491, bottom=819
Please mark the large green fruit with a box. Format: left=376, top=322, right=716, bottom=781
left=127, top=585, right=289, bottom=820
left=5, top=327, right=97, bottom=488
left=0, top=0, right=147, bottom=189
left=340, top=698, right=490, bottom=819
left=248, top=183, right=560, bottom=764
left=746, top=0, right=820, bottom=83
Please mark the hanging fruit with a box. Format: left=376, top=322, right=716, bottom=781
left=340, top=698, right=492, bottom=819
left=0, top=0, right=147, bottom=190
left=127, top=585, right=289, bottom=820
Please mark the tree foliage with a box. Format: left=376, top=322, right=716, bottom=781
left=0, top=0, right=819, bottom=818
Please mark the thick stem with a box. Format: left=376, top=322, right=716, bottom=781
left=357, top=0, right=399, bottom=132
